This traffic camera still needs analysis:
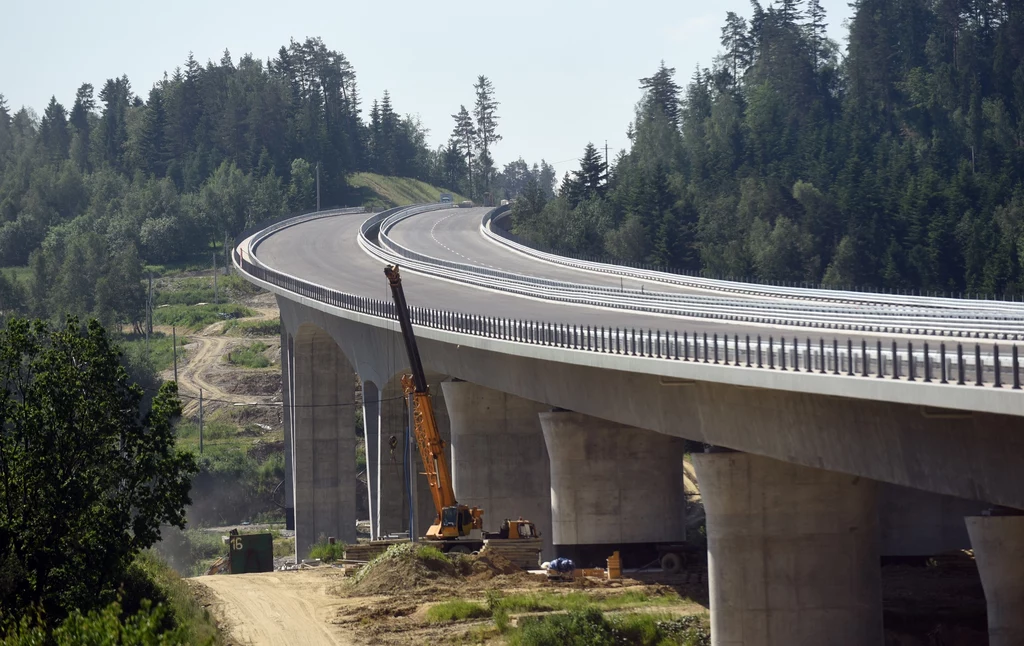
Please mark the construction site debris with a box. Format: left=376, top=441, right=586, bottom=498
left=481, top=537, right=542, bottom=569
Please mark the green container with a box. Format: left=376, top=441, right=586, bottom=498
left=227, top=533, right=274, bottom=574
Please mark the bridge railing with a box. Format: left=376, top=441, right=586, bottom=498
left=481, top=208, right=1024, bottom=311
left=375, top=207, right=1024, bottom=339
left=235, top=209, right=1023, bottom=392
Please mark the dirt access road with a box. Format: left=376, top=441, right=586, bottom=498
left=193, top=570, right=360, bottom=646
left=158, top=304, right=280, bottom=417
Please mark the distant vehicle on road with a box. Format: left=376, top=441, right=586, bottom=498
left=458, top=200, right=474, bottom=208
left=500, top=199, right=509, bottom=206
left=440, top=193, right=453, bottom=204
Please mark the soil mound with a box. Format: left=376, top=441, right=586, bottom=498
left=353, top=544, right=458, bottom=596
left=462, top=552, right=522, bottom=580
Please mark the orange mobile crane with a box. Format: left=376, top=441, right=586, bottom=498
left=384, top=265, right=539, bottom=552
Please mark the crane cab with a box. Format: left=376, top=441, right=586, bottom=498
left=495, top=517, right=539, bottom=540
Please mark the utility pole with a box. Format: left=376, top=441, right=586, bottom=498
left=199, top=388, right=204, bottom=455
left=213, top=252, right=218, bottom=305
left=172, top=325, right=178, bottom=383
left=316, top=161, right=321, bottom=212
left=146, top=273, right=153, bottom=355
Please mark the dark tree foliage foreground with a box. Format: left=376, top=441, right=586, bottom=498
left=0, top=318, right=197, bottom=622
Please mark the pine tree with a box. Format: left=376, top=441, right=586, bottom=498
left=451, top=105, right=476, bottom=191
left=806, top=0, right=828, bottom=68
left=473, top=75, right=500, bottom=189
left=38, top=97, right=70, bottom=162
left=721, top=12, right=752, bottom=82
left=639, top=62, right=682, bottom=127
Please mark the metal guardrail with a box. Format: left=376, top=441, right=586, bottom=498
left=482, top=209, right=1024, bottom=314
left=375, top=206, right=1024, bottom=339
left=236, top=207, right=1024, bottom=392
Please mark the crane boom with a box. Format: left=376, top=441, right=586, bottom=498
left=385, top=265, right=468, bottom=536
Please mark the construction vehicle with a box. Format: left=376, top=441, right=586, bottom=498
left=384, top=264, right=539, bottom=553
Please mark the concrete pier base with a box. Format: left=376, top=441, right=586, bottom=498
left=292, top=326, right=357, bottom=558
left=539, top=411, right=686, bottom=567
left=441, top=381, right=553, bottom=558
left=692, top=451, right=882, bottom=646
left=965, top=514, right=1024, bottom=646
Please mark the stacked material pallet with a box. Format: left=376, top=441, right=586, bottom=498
left=481, top=538, right=543, bottom=570
left=344, top=539, right=408, bottom=562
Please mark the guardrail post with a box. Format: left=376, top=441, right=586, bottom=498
left=735, top=335, right=741, bottom=366
left=940, top=343, right=947, bottom=383
left=957, top=344, right=965, bottom=385
left=847, top=339, right=854, bottom=376
left=833, top=339, right=839, bottom=375
left=877, top=341, right=884, bottom=378
left=656, top=331, right=662, bottom=358
left=806, top=339, right=812, bottom=373
left=674, top=331, right=679, bottom=360
left=768, top=337, right=775, bottom=369
left=907, top=342, right=915, bottom=381
left=684, top=333, right=689, bottom=361
left=975, top=344, right=983, bottom=386
left=781, top=338, right=788, bottom=371
left=892, top=341, right=899, bottom=380
left=713, top=334, right=719, bottom=364
left=994, top=344, right=1002, bottom=388
left=703, top=333, right=709, bottom=364
left=757, top=335, right=763, bottom=368
left=746, top=336, right=751, bottom=367
left=632, top=329, right=638, bottom=356
left=861, top=340, right=868, bottom=377
left=923, top=343, right=931, bottom=382
left=819, top=339, right=826, bottom=374
left=1014, top=345, right=1021, bottom=390
left=648, top=330, right=653, bottom=357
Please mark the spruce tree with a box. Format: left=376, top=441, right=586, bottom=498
left=639, top=62, right=682, bottom=127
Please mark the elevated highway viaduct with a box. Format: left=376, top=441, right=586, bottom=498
left=238, top=205, right=1024, bottom=646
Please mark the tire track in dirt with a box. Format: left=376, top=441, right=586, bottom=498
left=193, top=571, right=357, bottom=646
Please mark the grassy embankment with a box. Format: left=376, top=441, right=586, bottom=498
left=347, top=172, right=467, bottom=209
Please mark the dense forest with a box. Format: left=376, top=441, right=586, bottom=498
left=0, top=37, right=548, bottom=325
left=511, top=0, right=1024, bottom=296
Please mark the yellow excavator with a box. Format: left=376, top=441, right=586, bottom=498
left=384, top=264, right=540, bottom=552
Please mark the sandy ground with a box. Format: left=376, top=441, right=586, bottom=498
left=192, top=570, right=362, bottom=646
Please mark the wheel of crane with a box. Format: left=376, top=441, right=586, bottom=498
left=660, top=552, right=683, bottom=574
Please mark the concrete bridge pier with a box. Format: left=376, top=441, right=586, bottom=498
left=441, top=381, right=553, bottom=558
left=538, top=411, right=687, bottom=567
left=692, top=450, right=882, bottom=646
left=965, top=512, right=1024, bottom=646
left=291, top=326, right=358, bottom=559
left=281, top=329, right=295, bottom=530
left=370, top=374, right=452, bottom=539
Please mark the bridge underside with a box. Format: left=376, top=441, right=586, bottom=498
left=275, top=296, right=1024, bottom=645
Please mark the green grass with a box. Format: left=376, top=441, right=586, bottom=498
left=226, top=341, right=272, bottom=368
left=132, top=551, right=224, bottom=644
left=426, top=600, right=491, bottom=623
left=221, top=317, right=280, bottom=337
left=118, top=332, right=189, bottom=373
left=347, top=172, right=467, bottom=209
left=152, top=303, right=255, bottom=330
left=488, top=590, right=681, bottom=615
left=308, top=537, right=345, bottom=562
left=508, top=608, right=709, bottom=646
left=154, top=278, right=217, bottom=306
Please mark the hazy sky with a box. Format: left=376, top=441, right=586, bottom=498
left=1, top=0, right=853, bottom=173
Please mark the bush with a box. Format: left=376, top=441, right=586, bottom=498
left=308, top=537, right=344, bottom=562
left=507, top=609, right=709, bottom=646
left=425, top=600, right=490, bottom=623
left=226, top=341, right=271, bottom=368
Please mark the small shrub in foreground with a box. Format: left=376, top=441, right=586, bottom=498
left=308, top=537, right=344, bottom=562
